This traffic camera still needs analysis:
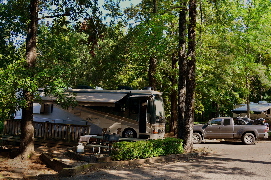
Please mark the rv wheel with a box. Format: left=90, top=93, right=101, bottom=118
left=122, top=128, right=137, bottom=138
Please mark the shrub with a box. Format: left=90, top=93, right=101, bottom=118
left=111, top=137, right=184, bottom=161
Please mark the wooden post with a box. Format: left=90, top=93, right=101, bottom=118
left=44, top=122, right=48, bottom=140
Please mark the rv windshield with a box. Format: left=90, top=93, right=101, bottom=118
left=154, top=95, right=165, bottom=122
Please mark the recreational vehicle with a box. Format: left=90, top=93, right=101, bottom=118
left=38, top=89, right=166, bottom=139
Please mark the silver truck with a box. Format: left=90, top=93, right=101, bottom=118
left=193, top=117, right=269, bottom=145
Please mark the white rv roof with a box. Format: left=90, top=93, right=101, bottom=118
left=68, top=89, right=162, bottom=95
left=232, top=103, right=271, bottom=113
left=41, top=92, right=127, bottom=107
left=39, top=89, right=162, bottom=107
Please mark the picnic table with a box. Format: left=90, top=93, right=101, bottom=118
left=79, top=134, right=142, bottom=154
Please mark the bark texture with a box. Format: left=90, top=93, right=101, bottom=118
left=148, top=56, right=157, bottom=90
left=169, top=55, right=178, bottom=134
left=178, top=0, right=197, bottom=153
left=20, top=0, right=38, bottom=159
left=183, top=0, right=197, bottom=152
left=148, top=0, right=157, bottom=90
left=177, top=1, right=188, bottom=140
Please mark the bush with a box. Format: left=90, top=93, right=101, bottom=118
left=111, top=138, right=184, bottom=161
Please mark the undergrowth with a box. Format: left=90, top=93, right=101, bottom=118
left=111, top=137, right=183, bottom=161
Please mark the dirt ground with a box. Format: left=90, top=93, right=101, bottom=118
left=59, top=140, right=271, bottom=180
left=0, top=155, right=57, bottom=179
left=0, top=140, right=77, bottom=179
left=0, top=133, right=178, bottom=179
left=0, top=139, right=207, bottom=180
left=2, top=139, right=271, bottom=180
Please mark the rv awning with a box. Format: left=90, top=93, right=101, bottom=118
left=74, top=93, right=127, bottom=106
left=232, top=103, right=271, bottom=114
left=40, top=93, right=127, bottom=107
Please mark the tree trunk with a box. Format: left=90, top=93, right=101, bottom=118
left=148, top=0, right=157, bottom=90
left=153, top=0, right=157, bottom=13
left=246, top=76, right=250, bottom=118
left=148, top=56, right=157, bottom=90
left=183, top=0, right=197, bottom=152
left=19, top=0, right=38, bottom=159
left=177, top=1, right=188, bottom=140
left=170, top=55, right=178, bottom=135
left=20, top=91, right=35, bottom=158
left=246, top=100, right=250, bottom=118
left=178, top=0, right=197, bottom=153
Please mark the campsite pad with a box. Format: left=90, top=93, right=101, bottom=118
left=0, top=139, right=79, bottom=179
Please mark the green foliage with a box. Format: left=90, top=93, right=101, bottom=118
left=195, top=0, right=271, bottom=120
left=1, top=0, right=271, bottom=130
left=0, top=0, right=91, bottom=121
left=111, top=138, right=184, bottom=161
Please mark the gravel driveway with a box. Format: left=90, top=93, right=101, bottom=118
left=60, top=140, right=271, bottom=180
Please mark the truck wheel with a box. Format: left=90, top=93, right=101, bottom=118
left=241, top=133, right=255, bottom=145
left=122, top=128, right=137, bottom=138
left=193, top=133, right=202, bottom=144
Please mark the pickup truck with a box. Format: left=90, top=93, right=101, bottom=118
left=193, top=117, right=269, bottom=145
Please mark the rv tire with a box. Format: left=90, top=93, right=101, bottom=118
left=122, top=128, right=137, bottom=138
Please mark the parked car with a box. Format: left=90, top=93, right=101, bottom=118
left=193, top=117, right=269, bottom=145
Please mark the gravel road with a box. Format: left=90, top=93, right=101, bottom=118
left=60, top=140, right=271, bottom=180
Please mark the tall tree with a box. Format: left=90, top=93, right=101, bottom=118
left=0, top=0, right=99, bottom=159
left=177, top=0, right=188, bottom=140
left=148, top=0, right=158, bottom=90
left=185, top=0, right=196, bottom=151
left=20, top=0, right=38, bottom=159
left=169, top=54, right=178, bottom=134
left=178, top=0, right=196, bottom=152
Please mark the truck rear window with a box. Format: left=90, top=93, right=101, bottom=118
left=223, top=119, right=231, bottom=125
